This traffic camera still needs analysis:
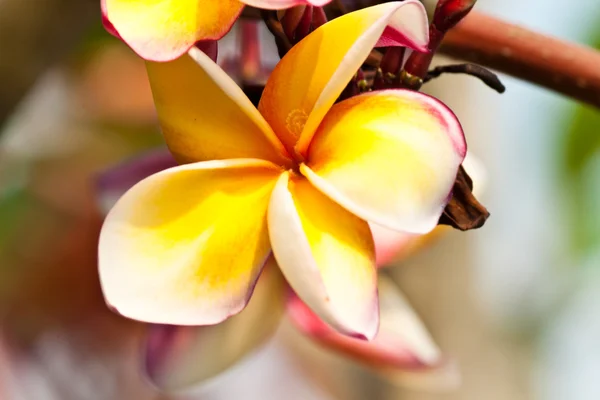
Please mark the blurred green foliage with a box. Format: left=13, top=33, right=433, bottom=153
left=560, top=35, right=600, bottom=255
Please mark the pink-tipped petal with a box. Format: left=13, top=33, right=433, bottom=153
left=103, top=0, right=244, bottom=61
left=144, top=258, right=286, bottom=390
left=100, top=0, right=119, bottom=38
left=242, top=0, right=331, bottom=9
left=288, top=276, right=441, bottom=369
left=303, top=89, right=466, bottom=234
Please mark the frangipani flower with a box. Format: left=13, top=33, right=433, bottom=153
left=99, top=1, right=466, bottom=342
left=97, top=147, right=484, bottom=391
left=97, top=152, right=451, bottom=390
left=101, top=0, right=332, bottom=61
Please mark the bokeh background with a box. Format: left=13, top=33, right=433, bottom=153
left=1, top=0, right=599, bottom=399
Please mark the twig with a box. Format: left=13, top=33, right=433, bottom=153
left=424, top=63, right=506, bottom=93
left=440, top=11, right=600, bottom=108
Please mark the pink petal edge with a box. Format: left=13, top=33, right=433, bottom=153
left=288, top=294, right=435, bottom=369
left=241, top=0, right=332, bottom=10
left=100, top=0, right=120, bottom=38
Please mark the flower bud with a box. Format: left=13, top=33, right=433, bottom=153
left=433, top=0, right=477, bottom=32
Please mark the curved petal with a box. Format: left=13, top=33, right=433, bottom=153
left=144, top=257, right=286, bottom=390
left=302, top=89, right=466, bottom=234
left=268, top=172, right=378, bottom=339
left=146, top=47, right=291, bottom=166
left=242, top=0, right=330, bottom=9
left=103, top=0, right=244, bottom=61
left=258, top=1, right=429, bottom=156
left=96, top=149, right=177, bottom=215
left=99, top=159, right=281, bottom=325
left=288, top=275, right=441, bottom=369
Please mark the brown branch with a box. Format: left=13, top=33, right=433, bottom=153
left=440, top=11, right=600, bottom=108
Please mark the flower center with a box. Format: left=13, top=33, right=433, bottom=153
left=285, top=109, right=309, bottom=139
left=283, top=109, right=309, bottom=167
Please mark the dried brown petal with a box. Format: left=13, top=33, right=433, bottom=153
left=438, top=165, right=489, bottom=231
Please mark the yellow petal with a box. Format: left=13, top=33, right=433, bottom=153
left=302, top=90, right=466, bottom=234
left=268, top=172, right=378, bottom=339
left=146, top=47, right=291, bottom=166
left=104, top=0, right=244, bottom=61
left=258, top=1, right=428, bottom=156
left=144, top=257, right=286, bottom=390
left=99, top=158, right=281, bottom=325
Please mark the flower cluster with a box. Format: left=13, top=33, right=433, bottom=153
left=98, top=0, right=473, bottom=392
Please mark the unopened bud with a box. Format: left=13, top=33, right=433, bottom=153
left=379, top=47, right=406, bottom=77
left=433, top=0, right=477, bottom=32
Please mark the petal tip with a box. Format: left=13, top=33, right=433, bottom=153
left=103, top=1, right=242, bottom=62
left=323, top=285, right=380, bottom=342
left=100, top=0, right=120, bottom=38
left=242, top=0, right=331, bottom=10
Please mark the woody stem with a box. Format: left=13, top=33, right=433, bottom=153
left=439, top=10, right=600, bottom=108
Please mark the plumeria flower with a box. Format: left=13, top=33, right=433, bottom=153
left=101, top=0, right=332, bottom=61
left=97, top=146, right=489, bottom=391
left=99, top=1, right=466, bottom=342
left=97, top=151, right=465, bottom=391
